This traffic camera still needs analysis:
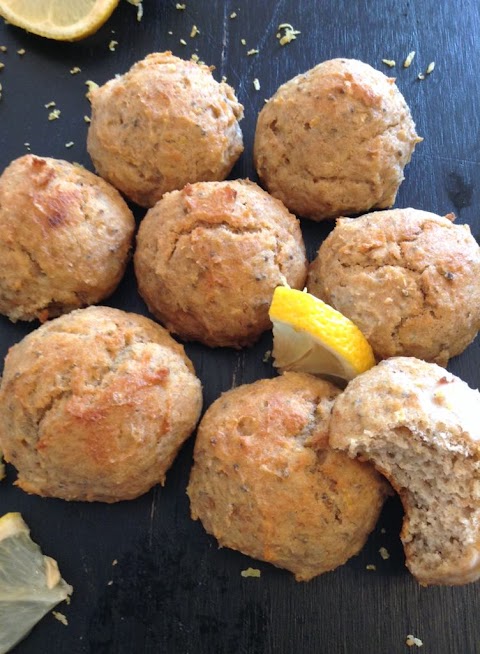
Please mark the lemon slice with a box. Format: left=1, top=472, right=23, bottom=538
left=269, top=286, right=376, bottom=381
left=0, top=0, right=120, bottom=41
left=0, top=512, right=73, bottom=653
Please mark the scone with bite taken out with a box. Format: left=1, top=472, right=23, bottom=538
left=330, top=357, right=480, bottom=586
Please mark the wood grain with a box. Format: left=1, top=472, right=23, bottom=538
left=0, top=1, right=479, bottom=652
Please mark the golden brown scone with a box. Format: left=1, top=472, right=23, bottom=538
left=254, top=58, right=421, bottom=221
left=187, top=373, right=389, bottom=581
left=87, top=52, right=244, bottom=208
left=329, top=357, right=480, bottom=586
left=0, top=155, right=135, bottom=323
left=0, top=306, right=203, bottom=502
left=134, top=180, right=308, bottom=348
left=307, top=208, right=480, bottom=365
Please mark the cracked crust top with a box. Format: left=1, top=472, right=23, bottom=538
left=134, top=180, right=308, bottom=348
left=254, top=58, right=421, bottom=221
left=307, top=208, right=480, bottom=365
left=187, top=372, right=389, bottom=581
left=0, top=155, right=135, bottom=323
left=87, top=51, right=244, bottom=208
left=0, top=306, right=203, bottom=502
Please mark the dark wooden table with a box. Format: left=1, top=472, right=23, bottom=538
left=1, top=1, right=479, bottom=652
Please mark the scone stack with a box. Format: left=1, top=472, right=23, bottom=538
left=1, top=49, right=479, bottom=589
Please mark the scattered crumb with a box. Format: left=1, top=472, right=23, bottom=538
left=253, top=78, right=260, bottom=91
left=240, top=38, right=246, bottom=46
left=380, top=527, right=386, bottom=534
left=0, top=62, right=4, bottom=70
left=241, top=567, right=261, bottom=578
left=0, top=82, right=3, bottom=101
left=176, top=3, right=186, bottom=8
left=221, top=75, right=227, bottom=83
left=191, top=53, right=199, bottom=62
left=126, top=0, right=143, bottom=21
left=108, top=40, right=118, bottom=51
left=366, top=564, right=377, bottom=571
left=262, top=350, right=271, bottom=363
left=70, top=66, right=81, bottom=74
left=379, top=547, right=390, bottom=560
left=48, top=109, right=61, bottom=121
left=276, top=23, right=301, bottom=46
left=190, top=25, right=199, bottom=38
left=247, top=48, right=259, bottom=56
left=417, top=73, right=425, bottom=81
left=230, top=12, right=237, bottom=18
left=17, top=48, right=25, bottom=56
left=406, top=634, right=423, bottom=648
left=85, top=80, right=99, bottom=97
left=426, top=61, right=435, bottom=74
left=0, top=46, right=6, bottom=52
left=112, top=559, right=118, bottom=566
left=24, top=142, right=31, bottom=151
left=52, top=611, right=68, bottom=626
left=168, top=30, right=173, bottom=35
left=65, top=142, right=74, bottom=148
left=44, top=101, right=56, bottom=108
left=382, top=58, right=396, bottom=67
left=107, top=580, right=113, bottom=586
left=179, top=38, right=187, bottom=46
left=403, top=51, right=415, bottom=68
left=84, top=115, right=91, bottom=123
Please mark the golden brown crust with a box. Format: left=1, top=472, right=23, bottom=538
left=87, top=52, right=244, bottom=207
left=134, top=180, right=308, bottom=348
left=0, top=155, right=135, bottom=322
left=254, top=58, right=421, bottom=221
left=0, top=306, right=203, bottom=502
left=307, top=208, right=480, bottom=365
left=187, top=373, right=389, bottom=581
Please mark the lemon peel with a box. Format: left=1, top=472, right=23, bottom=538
left=0, top=0, right=119, bottom=41
left=269, top=287, right=376, bottom=381
left=0, top=512, right=72, bottom=653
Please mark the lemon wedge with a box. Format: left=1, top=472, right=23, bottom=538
left=0, top=512, right=73, bottom=653
left=269, top=286, right=376, bottom=381
left=0, top=0, right=120, bottom=41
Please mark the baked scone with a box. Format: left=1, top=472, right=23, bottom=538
left=329, top=357, right=480, bottom=586
left=307, top=208, right=480, bottom=365
left=0, top=155, right=135, bottom=322
left=254, top=58, right=421, bottom=221
left=187, top=373, right=390, bottom=581
left=134, top=180, right=308, bottom=348
left=0, top=306, right=203, bottom=502
left=87, top=51, right=244, bottom=207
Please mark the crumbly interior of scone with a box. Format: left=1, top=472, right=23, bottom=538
left=351, top=428, right=480, bottom=574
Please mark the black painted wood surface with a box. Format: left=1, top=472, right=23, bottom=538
left=0, top=2, right=479, bottom=653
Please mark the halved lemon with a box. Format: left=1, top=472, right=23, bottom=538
left=0, top=512, right=73, bottom=653
left=0, top=0, right=120, bottom=41
left=269, top=286, right=376, bottom=381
